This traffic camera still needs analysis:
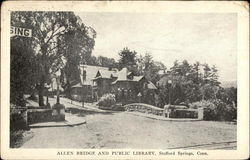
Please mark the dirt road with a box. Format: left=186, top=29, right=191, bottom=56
left=21, top=105, right=236, bottom=149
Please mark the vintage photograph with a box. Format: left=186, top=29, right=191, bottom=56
left=9, top=11, right=238, bottom=150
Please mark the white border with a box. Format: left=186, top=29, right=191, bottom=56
left=1, top=1, right=249, bottom=159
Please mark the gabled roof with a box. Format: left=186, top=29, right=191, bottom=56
left=117, top=68, right=128, bottom=81
left=98, top=70, right=117, bottom=79
left=111, top=68, right=146, bottom=84
left=111, top=68, right=129, bottom=84
left=156, top=74, right=169, bottom=86
left=133, top=76, right=144, bottom=82
left=127, top=72, right=132, bottom=76
left=80, top=65, right=110, bottom=86
left=111, top=72, right=118, bottom=78
left=71, top=83, right=82, bottom=88
left=147, top=81, right=157, bottom=89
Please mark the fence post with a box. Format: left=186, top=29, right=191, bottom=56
left=198, top=108, right=204, bottom=120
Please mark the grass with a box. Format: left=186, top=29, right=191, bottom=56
left=10, top=130, right=25, bottom=148
left=10, top=129, right=34, bottom=148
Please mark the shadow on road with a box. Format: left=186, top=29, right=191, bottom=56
left=66, top=107, right=114, bottom=117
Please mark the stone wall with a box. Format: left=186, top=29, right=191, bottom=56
left=170, top=109, right=198, bottom=118
left=27, top=109, right=53, bottom=124
left=123, top=103, right=204, bottom=120
left=124, top=103, right=164, bottom=116
left=164, top=105, right=204, bottom=120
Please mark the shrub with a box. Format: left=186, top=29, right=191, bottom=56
left=10, top=104, right=28, bottom=131
left=189, top=99, right=237, bottom=121
left=10, top=104, right=29, bottom=148
left=97, top=93, right=116, bottom=109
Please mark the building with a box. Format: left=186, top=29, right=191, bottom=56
left=92, top=69, right=117, bottom=100
left=93, top=68, right=157, bottom=104
left=69, top=64, right=157, bottom=105
left=70, top=65, right=113, bottom=102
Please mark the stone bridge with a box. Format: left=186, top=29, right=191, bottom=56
left=124, top=103, right=204, bottom=120
left=124, top=103, right=164, bottom=116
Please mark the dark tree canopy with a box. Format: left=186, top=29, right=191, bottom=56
left=11, top=36, right=39, bottom=106
left=118, top=47, right=137, bottom=69
left=11, top=11, right=96, bottom=106
left=157, top=60, right=221, bottom=105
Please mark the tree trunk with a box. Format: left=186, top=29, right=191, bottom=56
left=56, top=77, right=60, bottom=104
left=66, top=82, right=71, bottom=98
left=38, top=87, right=44, bottom=106
left=38, top=90, right=44, bottom=106
left=38, top=78, right=45, bottom=106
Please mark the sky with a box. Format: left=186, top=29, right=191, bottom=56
left=76, top=12, right=237, bottom=82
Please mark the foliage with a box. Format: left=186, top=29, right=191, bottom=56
left=10, top=130, right=25, bottom=148
left=118, top=47, right=139, bottom=73
left=11, top=11, right=96, bottom=106
left=10, top=104, right=30, bottom=148
left=11, top=36, right=38, bottom=106
left=156, top=60, right=237, bottom=121
left=117, top=49, right=167, bottom=82
left=118, top=47, right=137, bottom=66
left=97, top=93, right=116, bottom=108
left=10, top=104, right=28, bottom=131
left=189, top=99, right=236, bottom=121
left=87, top=55, right=117, bottom=68
left=137, top=53, right=167, bottom=84
left=59, top=19, right=96, bottom=97
left=157, top=60, right=221, bottom=105
left=217, top=87, right=237, bottom=106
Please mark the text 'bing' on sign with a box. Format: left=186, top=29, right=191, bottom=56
left=11, top=26, right=32, bottom=37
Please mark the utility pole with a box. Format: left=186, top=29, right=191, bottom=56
left=82, top=66, right=86, bottom=108
left=168, top=80, right=172, bottom=105
left=52, top=69, right=65, bottom=121
left=56, top=74, right=60, bottom=104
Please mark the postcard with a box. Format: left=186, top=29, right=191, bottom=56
left=1, top=1, right=249, bottom=159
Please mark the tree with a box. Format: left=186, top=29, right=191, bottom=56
left=210, top=65, right=220, bottom=86
left=134, top=53, right=167, bottom=83
left=96, top=56, right=117, bottom=68
left=191, top=61, right=202, bottom=84
left=58, top=22, right=96, bottom=97
left=11, top=11, right=96, bottom=106
left=218, top=87, right=237, bottom=106
left=202, top=63, right=220, bottom=86
left=157, top=60, right=221, bottom=105
left=143, top=53, right=166, bottom=83
left=88, top=56, right=99, bottom=65
left=10, top=36, right=39, bottom=106
left=85, top=55, right=117, bottom=68
left=118, top=47, right=138, bottom=72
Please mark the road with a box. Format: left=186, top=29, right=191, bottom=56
left=21, top=98, right=236, bottom=149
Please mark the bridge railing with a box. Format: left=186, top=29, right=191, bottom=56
left=124, top=103, right=164, bottom=116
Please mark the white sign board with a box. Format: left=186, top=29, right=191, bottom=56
left=11, top=26, right=32, bottom=37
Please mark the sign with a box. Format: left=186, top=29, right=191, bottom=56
left=11, top=26, right=32, bottom=37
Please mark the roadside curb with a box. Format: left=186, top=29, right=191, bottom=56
left=29, top=120, right=86, bottom=128
left=126, top=112, right=202, bottom=122
left=29, top=121, right=86, bottom=128
left=29, top=114, right=86, bottom=128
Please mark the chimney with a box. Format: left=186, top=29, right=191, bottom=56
left=119, top=68, right=128, bottom=80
